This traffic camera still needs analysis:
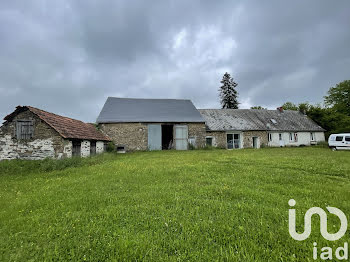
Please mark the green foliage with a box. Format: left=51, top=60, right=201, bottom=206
left=280, top=80, right=350, bottom=137
left=219, top=72, right=239, bottom=109
left=0, top=148, right=349, bottom=261
left=324, top=80, right=350, bottom=116
left=106, top=141, right=116, bottom=152
left=250, top=106, right=267, bottom=110
left=281, top=102, right=298, bottom=111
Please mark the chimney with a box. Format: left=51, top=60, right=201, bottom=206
left=277, top=107, right=284, bottom=113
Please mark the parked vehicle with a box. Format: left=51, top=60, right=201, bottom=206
left=328, top=133, right=350, bottom=151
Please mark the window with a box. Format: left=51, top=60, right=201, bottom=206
left=268, top=133, right=272, bottom=142
left=116, top=145, right=126, bottom=153
left=72, top=141, right=81, bottom=157
left=16, top=120, right=34, bottom=140
left=234, top=134, right=240, bottom=148
left=346, top=136, right=350, bottom=142
left=336, top=136, right=344, bottom=142
left=90, top=141, right=96, bottom=155
left=310, top=132, right=315, bottom=141
left=279, top=133, right=282, bottom=141
left=294, top=133, right=298, bottom=142
left=206, top=137, right=213, bottom=146
left=227, top=134, right=241, bottom=149
left=271, top=119, right=277, bottom=124
left=289, top=133, right=293, bottom=141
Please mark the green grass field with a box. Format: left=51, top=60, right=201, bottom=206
left=0, top=147, right=349, bottom=261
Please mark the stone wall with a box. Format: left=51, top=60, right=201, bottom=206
left=205, top=131, right=227, bottom=148
left=205, top=130, right=268, bottom=149
left=96, top=141, right=104, bottom=153
left=187, top=123, right=206, bottom=148
left=81, top=140, right=90, bottom=157
left=243, top=131, right=268, bottom=148
left=99, top=122, right=206, bottom=151
left=99, top=123, right=148, bottom=151
left=63, top=140, right=73, bottom=158
left=0, top=110, right=69, bottom=160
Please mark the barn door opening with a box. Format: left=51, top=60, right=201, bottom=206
left=175, top=125, right=188, bottom=150
left=148, top=124, right=162, bottom=150
left=162, top=125, right=173, bottom=150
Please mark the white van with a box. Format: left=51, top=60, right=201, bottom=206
left=328, top=133, right=350, bottom=151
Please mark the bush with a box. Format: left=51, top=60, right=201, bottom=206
left=106, top=141, right=116, bottom=152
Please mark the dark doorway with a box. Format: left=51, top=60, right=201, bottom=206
left=90, top=141, right=96, bottom=155
left=162, top=125, right=173, bottom=150
left=72, top=140, right=81, bottom=157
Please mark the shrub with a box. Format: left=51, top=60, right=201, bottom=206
left=106, top=141, right=116, bottom=152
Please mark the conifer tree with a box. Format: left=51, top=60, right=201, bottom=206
left=219, top=72, right=239, bottom=109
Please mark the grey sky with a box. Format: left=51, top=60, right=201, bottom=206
left=1, top=0, right=349, bottom=122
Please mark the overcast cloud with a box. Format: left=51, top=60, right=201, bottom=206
left=0, top=0, right=349, bottom=122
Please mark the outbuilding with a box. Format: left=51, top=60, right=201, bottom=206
left=97, top=97, right=206, bottom=151
left=0, top=106, right=111, bottom=160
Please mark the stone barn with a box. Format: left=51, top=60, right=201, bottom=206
left=0, top=106, right=111, bottom=160
left=199, top=108, right=326, bottom=149
left=97, top=97, right=206, bottom=152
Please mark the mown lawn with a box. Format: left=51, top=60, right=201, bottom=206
left=0, top=147, right=349, bottom=261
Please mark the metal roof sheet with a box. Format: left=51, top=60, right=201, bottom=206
left=97, top=97, right=205, bottom=123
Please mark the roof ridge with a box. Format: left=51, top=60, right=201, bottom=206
left=107, top=97, right=191, bottom=101
left=6, top=106, right=110, bottom=141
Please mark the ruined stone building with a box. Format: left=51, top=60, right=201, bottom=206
left=0, top=106, right=110, bottom=160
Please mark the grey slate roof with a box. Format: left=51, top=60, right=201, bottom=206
left=199, top=109, right=325, bottom=132
left=97, top=97, right=205, bottom=123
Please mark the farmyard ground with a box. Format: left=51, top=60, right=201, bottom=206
left=0, top=147, right=349, bottom=261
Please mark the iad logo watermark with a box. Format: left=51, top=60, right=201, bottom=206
left=288, top=199, right=348, bottom=260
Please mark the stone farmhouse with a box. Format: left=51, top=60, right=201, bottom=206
left=199, top=107, right=326, bottom=149
left=0, top=98, right=326, bottom=160
left=0, top=106, right=110, bottom=160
